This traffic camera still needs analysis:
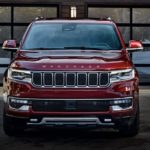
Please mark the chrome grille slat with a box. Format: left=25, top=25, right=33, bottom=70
left=32, top=72, right=110, bottom=88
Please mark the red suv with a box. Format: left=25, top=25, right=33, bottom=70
left=2, top=18, right=143, bottom=136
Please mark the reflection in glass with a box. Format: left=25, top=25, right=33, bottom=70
left=0, top=7, right=11, bottom=22
left=0, top=47, right=10, bottom=58
left=88, top=7, right=130, bottom=23
left=14, top=26, right=27, bottom=42
left=71, top=6, right=77, bottom=18
left=14, top=7, right=57, bottom=23
left=119, top=27, right=130, bottom=43
left=136, top=67, right=150, bottom=83
left=133, top=27, right=150, bottom=44
left=133, top=50, right=150, bottom=83
left=133, top=8, right=150, bottom=23
left=0, top=26, right=11, bottom=43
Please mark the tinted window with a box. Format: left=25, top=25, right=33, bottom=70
left=14, top=7, right=57, bottom=23
left=22, top=23, right=122, bottom=50
left=88, top=7, right=130, bottom=23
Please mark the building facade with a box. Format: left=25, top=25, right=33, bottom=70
left=0, top=0, right=150, bottom=84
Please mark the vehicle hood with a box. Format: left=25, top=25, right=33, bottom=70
left=10, top=50, right=132, bottom=71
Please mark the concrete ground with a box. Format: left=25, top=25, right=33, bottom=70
left=0, top=87, right=150, bottom=150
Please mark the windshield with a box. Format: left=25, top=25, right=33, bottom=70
left=22, top=23, right=122, bottom=50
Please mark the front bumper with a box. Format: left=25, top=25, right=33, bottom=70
left=26, top=116, right=135, bottom=129
left=3, top=78, right=139, bottom=128
left=5, top=96, right=135, bottom=118
left=27, top=117, right=115, bottom=127
left=4, top=114, right=135, bottom=129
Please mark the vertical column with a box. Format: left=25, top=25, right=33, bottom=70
left=11, top=6, right=14, bottom=59
left=61, top=4, right=85, bottom=18
left=130, top=7, right=133, bottom=59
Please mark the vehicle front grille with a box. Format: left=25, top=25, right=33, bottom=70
left=32, top=72, right=110, bottom=88
left=32, top=100, right=110, bottom=112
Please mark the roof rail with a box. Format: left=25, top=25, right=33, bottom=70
left=93, top=17, right=112, bottom=21
left=34, top=16, right=112, bottom=21
left=34, top=16, right=45, bottom=21
left=103, top=17, right=112, bottom=21
left=79, top=17, right=112, bottom=21
left=34, top=16, right=60, bottom=21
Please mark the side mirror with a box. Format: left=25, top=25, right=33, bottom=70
left=2, top=40, right=18, bottom=52
left=126, top=40, right=143, bottom=52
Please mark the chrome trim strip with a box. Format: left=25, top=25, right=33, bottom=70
left=32, top=71, right=110, bottom=73
left=27, top=117, right=115, bottom=126
left=8, top=96, right=133, bottom=101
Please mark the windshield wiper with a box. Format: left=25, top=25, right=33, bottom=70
left=25, top=47, right=104, bottom=50
left=25, top=48, right=64, bottom=50
left=63, top=47, right=103, bottom=50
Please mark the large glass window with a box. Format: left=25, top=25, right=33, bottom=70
left=133, top=27, right=150, bottom=44
left=0, top=7, right=11, bottom=58
left=14, top=26, right=27, bottom=42
left=119, top=27, right=130, bottom=43
left=0, top=47, right=11, bottom=58
left=0, top=26, right=11, bottom=58
left=0, top=26, right=11, bottom=43
left=0, top=7, right=11, bottom=22
left=133, top=50, right=150, bottom=64
left=136, top=67, right=150, bottom=83
left=133, top=8, right=150, bottom=23
left=133, top=50, right=150, bottom=83
left=14, top=7, right=57, bottom=23
left=88, top=7, right=130, bottom=23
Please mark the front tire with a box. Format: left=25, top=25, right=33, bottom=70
left=119, top=110, right=140, bottom=137
left=3, top=110, right=26, bottom=136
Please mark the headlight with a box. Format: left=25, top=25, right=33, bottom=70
left=8, top=68, right=31, bottom=83
left=110, top=69, right=135, bottom=83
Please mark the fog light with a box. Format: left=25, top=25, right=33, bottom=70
left=30, top=119, right=38, bottom=122
left=18, top=105, right=30, bottom=111
left=9, top=98, right=30, bottom=111
left=111, top=105, right=132, bottom=111
left=111, top=105, right=123, bottom=111
left=104, top=119, right=112, bottom=122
